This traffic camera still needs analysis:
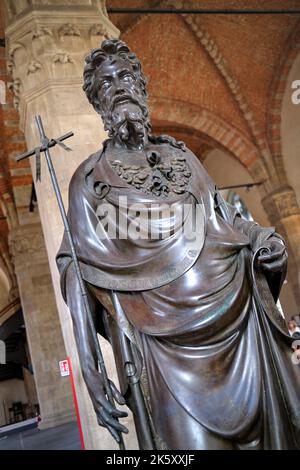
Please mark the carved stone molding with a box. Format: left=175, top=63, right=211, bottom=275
left=90, top=23, right=109, bottom=39
left=7, top=78, right=22, bottom=111
left=262, top=185, right=300, bottom=223
left=31, top=26, right=53, bottom=39
left=52, top=53, right=74, bottom=64
left=4, top=0, right=119, bottom=113
left=27, top=61, right=42, bottom=75
left=9, top=222, right=48, bottom=266
left=4, top=1, right=106, bottom=24
left=59, top=23, right=81, bottom=37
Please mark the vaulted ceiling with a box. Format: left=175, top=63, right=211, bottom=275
left=107, top=0, right=300, bottom=169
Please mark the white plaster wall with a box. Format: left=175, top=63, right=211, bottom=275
left=204, top=148, right=270, bottom=226
left=282, top=52, right=300, bottom=208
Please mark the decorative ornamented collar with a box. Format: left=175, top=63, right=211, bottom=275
left=109, top=150, right=192, bottom=198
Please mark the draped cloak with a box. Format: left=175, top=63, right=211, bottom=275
left=57, top=142, right=300, bottom=450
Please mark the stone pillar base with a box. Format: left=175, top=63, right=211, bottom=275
left=9, top=222, right=76, bottom=429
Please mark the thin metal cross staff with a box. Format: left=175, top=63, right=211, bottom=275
left=16, top=114, right=125, bottom=450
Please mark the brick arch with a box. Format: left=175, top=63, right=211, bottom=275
left=151, top=123, right=217, bottom=162
left=267, top=19, right=300, bottom=183
left=150, top=96, right=262, bottom=174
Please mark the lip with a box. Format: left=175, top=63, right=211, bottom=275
left=113, top=95, right=132, bottom=106
left=112, top=95, right=134, bottom=110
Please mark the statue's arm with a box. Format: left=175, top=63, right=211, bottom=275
left=233, top=215, right=284, bottom=250
left=213, top=187, right=287, bottom=299
left=233, top=214, right=286, bottom=256
left=65, top=262, right=128, bottom=442
left=233, top=214, right=288, bottom=300
left=213, top=186, right=287, bottom=263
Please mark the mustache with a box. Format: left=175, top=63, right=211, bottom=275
left=110, top=93, right=138, bottom=111
left=110, top=93, right=141, bottom=113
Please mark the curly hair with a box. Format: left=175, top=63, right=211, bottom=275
left=83, top=38, right=186, bottom=151
left=83, top=38, right=148, bottom=116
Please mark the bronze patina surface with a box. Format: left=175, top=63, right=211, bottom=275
left=57, top=39, right=300, bottom=450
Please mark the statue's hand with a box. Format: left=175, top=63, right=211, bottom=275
left=256, top=237, right=288, bottom=273
left=86, top=369, right=128, bottom=443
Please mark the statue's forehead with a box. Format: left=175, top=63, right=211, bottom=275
left=96, top=56, right=134, bottom=78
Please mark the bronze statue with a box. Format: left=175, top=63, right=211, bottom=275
left=56, top=39, right=300, bottom=450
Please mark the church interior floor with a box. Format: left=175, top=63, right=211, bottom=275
left=0, top=421, right=81, bottom=450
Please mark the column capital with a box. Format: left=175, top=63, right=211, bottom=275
left=4, top=1, right=109, bottom=27
left=4, top=0, right=119, bottom=113
left=262, top=185, right=300, bottom=223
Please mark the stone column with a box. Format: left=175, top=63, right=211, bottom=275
left=262, top=185, right=300, bottom=305
left=9, top=222, right=75, bottom=429
left=4, top=0, right=137, bottom=449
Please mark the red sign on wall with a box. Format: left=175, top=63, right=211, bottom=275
left=59, top=359, right=70, bottom=377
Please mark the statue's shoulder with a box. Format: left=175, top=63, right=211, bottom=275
left=69, top=148, right=103, bottom=192
left=175, top=142, right=217, bottom=196
left=148, top=134, right=186, bottom=153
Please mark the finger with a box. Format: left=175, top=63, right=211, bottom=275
left=97, top=413, right=121, bottom=443
left=101, top=408, right=129, bottom=434
left=106, top=424, right=122, bottom=443
left=258, top=246, right=286, bottom=262
left=96, top=394, right=128, bottom=418
left=96, top=414, right=105, bottom=427
left=108, top=404, right=128, bottom=419
left=109, top=380, right=126, bottom=405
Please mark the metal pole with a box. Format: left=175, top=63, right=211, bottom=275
left=219, top=181, right=265, bottom=190
left=34, top=115, right=125, bottom=449
left=111, top=292, right=155, bottom=449
left=107, top=8, right=300, bottom=15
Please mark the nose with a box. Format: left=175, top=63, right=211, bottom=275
left=112, top=74, right=131, bottom=92
left=114, top=88, right=127, bottom=96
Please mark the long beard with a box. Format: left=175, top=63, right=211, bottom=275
left=114, top=118, right=148, bottom=143
left=103, top=101, right=150, bottom=143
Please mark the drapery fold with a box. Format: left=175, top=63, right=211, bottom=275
left=57, top=143, right=300, bottom=449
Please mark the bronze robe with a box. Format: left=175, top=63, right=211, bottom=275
left=57, top=143, right=300, bottom=450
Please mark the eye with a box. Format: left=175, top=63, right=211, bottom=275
left=122, top=73, right=134, bottom=82
left=100, top=80, right=111, bottom=91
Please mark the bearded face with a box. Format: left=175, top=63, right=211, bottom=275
left=95, top=57, right=149, bottom=145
